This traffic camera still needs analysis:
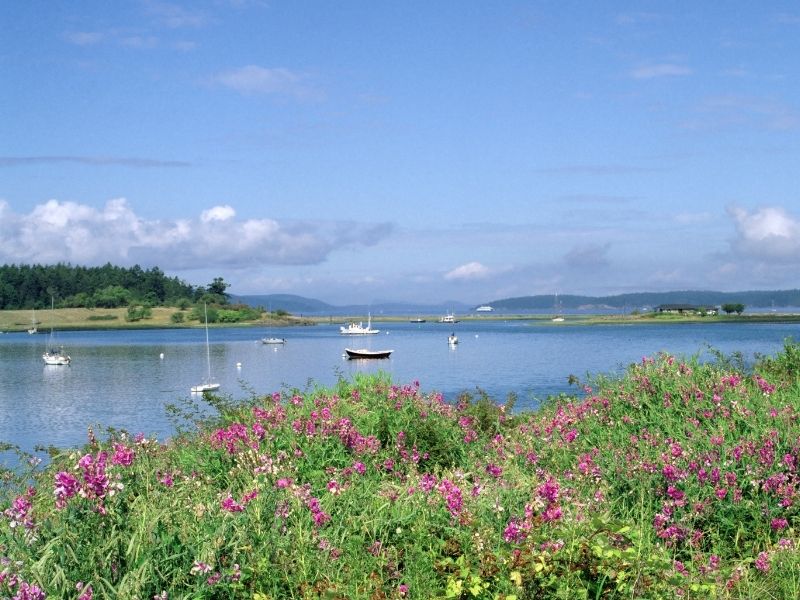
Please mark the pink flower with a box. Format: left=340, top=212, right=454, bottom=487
left=112, top=443, right=134, bottom=467
left=754, top=551, right=770, bottom=573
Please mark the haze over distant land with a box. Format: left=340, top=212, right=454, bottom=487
left=2, top=3, right=800, bottom=305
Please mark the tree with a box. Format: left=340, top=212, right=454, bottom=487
left=721, top=303, right=745, bottom=315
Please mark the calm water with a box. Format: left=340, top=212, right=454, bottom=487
left=1, top=320, right=798, bottom=453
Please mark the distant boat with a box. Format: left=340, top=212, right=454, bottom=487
left=410, top=317, right=426, bottom=323
left=552, top=293, right=564, bottom=322
left=191, top=303, right=220, bottom=393
left=261, top=337, right=286, bottom=344
left=344, top=348, right=392, bottom=359
left=475, top=305, right=494, bottom=312
left=42, top=299, right=70, bottom=365
left=27, top=308, right=37, bottom=335
left=340, top=313, right=380, bottom=335
left=439, top=313, right=459, bottom=324
left=448, top=333, right=458, bottom=345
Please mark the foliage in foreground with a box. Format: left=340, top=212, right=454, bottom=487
left=4, top=342, right=800, bottom=598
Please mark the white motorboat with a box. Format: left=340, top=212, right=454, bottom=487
left=439, top=313, right=459, bottom=324
left=340, top=313, right=380, bottom=335
left=448, top=334, right=459, bottom=345
left=261, top=337, right=286, bottom=344
left=191, top=303, right=220, bottom=393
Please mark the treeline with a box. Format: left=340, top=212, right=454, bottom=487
left=0, top=263, right=201, bottom=310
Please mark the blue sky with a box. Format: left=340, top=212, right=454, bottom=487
left=2, top=2, right=800, bottom=305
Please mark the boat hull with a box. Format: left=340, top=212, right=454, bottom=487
left=262, top=338, right=286, bottom=344
left=191, top=382, right=220, bottom=393
left=344, top=348, right=392, bottom=359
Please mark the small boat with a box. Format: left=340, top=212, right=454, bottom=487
left=261, top=337, right=286, bottom=344
left=43, top=346, right=70, bottom=366
left=448, top=333, right=458, bottom=345
left=28, top=308, right=38, bottom=335
left=340, top=313, right=380, bottom=335
left=344, top=348, right=392, bottom=359
left=439, top=313, right=459, bottom=324
left=42, top=298, right=69, bottom=365
left=191, top=303, right=220, bottom=393
left=410, top=317, right=426, bottom=323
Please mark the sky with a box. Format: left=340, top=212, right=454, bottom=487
left=2, top=1, right=800, bottom=305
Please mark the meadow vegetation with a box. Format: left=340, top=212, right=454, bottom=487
left=2, top=342, right=800, bottom=598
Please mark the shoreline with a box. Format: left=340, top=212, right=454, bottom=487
left=3, top=307, right=800, bottom=332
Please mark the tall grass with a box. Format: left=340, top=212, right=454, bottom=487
left=2, top=343, right=800, bottom=598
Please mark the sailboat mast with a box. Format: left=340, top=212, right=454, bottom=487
left=204, top=303, right=212, bottom=380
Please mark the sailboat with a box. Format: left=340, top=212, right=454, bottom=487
left=42, top=298, right=70, bottom=365
left=551, top=293, right=565, bottom=322
left=27, top=308, right=37, bottom=334
left=191, top=304, right=220, bottom=393
left=261, top=305, right=286, bottom=344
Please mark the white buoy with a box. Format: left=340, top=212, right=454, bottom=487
left=236, top=362, right=242, bottom=369
left=159, top=352, right=164, bottom=359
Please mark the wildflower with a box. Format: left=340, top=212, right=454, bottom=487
left=159, top=473, right=174, bottom=488
left=485, top=463, right=502, bottom=478
left=771, top=517, right=788, bottom=531
left=191, top=561, right=212, bottom=575
left=398, top=583, right=409, bottom=597
left=221, top=494, right=244, bottom=513
left=54, top=471, right=80, bottom=509
left=674, top=560, right=689, bottom=576
left=206, top=572, right=222, bottom=585
left=754, top=551, right=770, bottom=573
left=12, top=581, right=45, bottom=600
left=112, top=443, right=134, bottom=467
left=503, top=519, right=527, bottom=543
left=77, top=582, right=93, bottom=600
left=276, top=478, right=291, bottom=489
left=352, top=461, right=366, bottom=475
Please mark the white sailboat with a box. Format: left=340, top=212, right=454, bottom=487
left=551, top=293, right=565, bottom=322
left=42, top=298, right=70, bottom=365
left=191, top=304, right=220, bottom=393
left=27, top=308, right=37, bottom=334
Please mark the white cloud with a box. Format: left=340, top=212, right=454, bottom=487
left=212, top=65, right=320, bottom=99
left=728, top=205, right=800, bottom=262
left=630, top=63, right=692, bottom=79
left=0, top=198, right=393, bottom=270
left=444, top=261, right=490, bottom=281
left=200, top=205, right=236, bottom=223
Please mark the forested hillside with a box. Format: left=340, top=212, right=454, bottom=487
left=0, top=263, right=199, bottom=309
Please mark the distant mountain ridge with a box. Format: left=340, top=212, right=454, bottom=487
left=487, top=290, right=800, bottom=311
left=232, top=294, right=470, bottom=316
left=234, top=290, right=800, bottom=315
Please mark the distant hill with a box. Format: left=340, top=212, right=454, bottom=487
left=233, top=294, right=470, bottom=316
left=486, top=290, right=800, bottom=311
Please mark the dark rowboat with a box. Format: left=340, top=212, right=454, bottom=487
left=344, top=348, right=393, bottom=359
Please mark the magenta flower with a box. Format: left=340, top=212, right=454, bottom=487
left=54, top=471, right=79, bottom=509
left=12, top=581, right=45, bottom=600
left=485, top=463, right=502, bottom=478
left=754, top=551, right=770, bottom=573
left=771, top=517, right=788, bottom=531
left=112, top=443, right=134, bottom=467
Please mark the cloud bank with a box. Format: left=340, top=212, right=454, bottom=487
left=0, top=198, right=392, bottom=270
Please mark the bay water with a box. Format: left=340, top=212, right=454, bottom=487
left=1, top=319, right=798, bottom=454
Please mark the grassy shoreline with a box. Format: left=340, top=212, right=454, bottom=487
left=3, top=307, right=800, bottom=332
